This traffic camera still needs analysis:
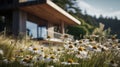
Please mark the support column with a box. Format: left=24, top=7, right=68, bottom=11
left=61, top=21, right=65, bottom=34
left=47, top=23, right=54, bottom=38
left=12, top=10, right=27, bottom=36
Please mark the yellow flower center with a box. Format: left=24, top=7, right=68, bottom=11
left=78, top=47, right=84, bottom=51
left=23, top=58, right=31, bottom=63
left=110, top=60, right=115, bottom=64
left=89, top=39, right=93, bottom=42
left=101, top=48, right=106, bottom=51
left=20, top=49, right=24, bottom=52
left=69, top=45, right=73, bottom=48
left=33, top=48, right=37, bottom=51
left=47, top=36, right=51, bottom=39
left=79, top=40, right=82, bottom=44
left=77, top=52, right=80, bottom=54
left=112, top=36, right=116, bottom=40
left=118, top=45, right=120, bottom=48
left=68, top=59, right=74, bottom=63
left=50, top=52, right=53, bottom=55
left=41, top=50, right=44, bottom=52
left=57, top=48, right=61, bottom=51
left=41, top=47, right=43, bottom=49
left=26, top=55, right=32, bottom=59
left=50, top=56, right=55, bottom=59
left=69, top=42, right=72, bottom=44
left=64, top=35, right=68, bottom=38
left=93, top=46, right=97, bottom=49
left=44, top=55, right=48, bottom=58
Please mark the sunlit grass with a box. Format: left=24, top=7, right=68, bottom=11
left=0, top=34, right=120, bottom=67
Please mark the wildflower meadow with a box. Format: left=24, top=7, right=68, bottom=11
left=0, top=31, right=120, bottom=67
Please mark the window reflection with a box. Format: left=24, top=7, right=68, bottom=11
left=26, top=21, right=37, bottom=38
left=26, top=21, right=47, bottom=39
left=38, top=26, right=47, bottom=39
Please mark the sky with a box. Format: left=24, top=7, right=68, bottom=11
left=76, top=0, right=120, bottom=19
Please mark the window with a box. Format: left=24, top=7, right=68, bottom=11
left=38, top=26, right=47, bottom=39
left=26, top=21, right=37, bottom=38
left=26, top=21, right=47, bottom=39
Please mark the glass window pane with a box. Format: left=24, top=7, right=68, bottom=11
left=26, top=21, right=37, bottom=38
left=38, top=26, right=47, bottom=39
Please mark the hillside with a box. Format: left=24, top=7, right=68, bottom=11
left=52, top=0, right=120, bottom=39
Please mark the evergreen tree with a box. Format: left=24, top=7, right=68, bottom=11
left=52, top=0, right=95, bottom=39
left=52, top=0, right=120, bottom=39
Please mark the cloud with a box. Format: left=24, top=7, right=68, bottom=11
left=77, top=0, right=120, bottom=19
left=77, top=0, right=102, bottom=16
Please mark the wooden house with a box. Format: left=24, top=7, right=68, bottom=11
left=0, top=0, right=81, bottom=44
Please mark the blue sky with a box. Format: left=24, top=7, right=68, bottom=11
left=76, top=0, right=120, bottom=19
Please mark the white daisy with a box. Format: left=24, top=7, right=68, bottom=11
left=76, top=50, right=90, bottom=59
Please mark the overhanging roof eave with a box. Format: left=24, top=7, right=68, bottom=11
left=46, top=0, right=81, bottom=25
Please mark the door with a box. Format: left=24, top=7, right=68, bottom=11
left=38, top=26, right=47, bottom=39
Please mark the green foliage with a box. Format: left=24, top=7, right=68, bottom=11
left=67, top=19, right=95, bottom=39
left=53, top=0, right=120, bottom=39
left=67, top=26, right=88, bottom=39
left=52, top=0, right=96, bottom=39
left=93, top=23, right=111, bottom=37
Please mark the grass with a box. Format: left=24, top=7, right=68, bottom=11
left=0, top=34, right=120, bottom=67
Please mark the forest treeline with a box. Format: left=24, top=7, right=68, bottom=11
left=52, top=0, right=120, bottom=39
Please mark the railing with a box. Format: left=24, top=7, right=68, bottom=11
left=65, top=33, right=74, bottom=40
left=54, top=32, right=62, bottom=39
left=47, top=30, right=74, bottom=40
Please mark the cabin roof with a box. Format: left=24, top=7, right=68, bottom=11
left=20, top=0, right=81, bottom=25
left=46, top=0, right=81, bottom=25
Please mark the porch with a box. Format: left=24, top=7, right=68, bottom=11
left=38, top=30, right=74, bottom=44
left=26, top=20, right=73, bottom=44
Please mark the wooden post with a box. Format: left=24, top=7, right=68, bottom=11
left=12, top=10, right=27, bottom=36
left=61, top=21, right=65, bottom=34
left=47, top=23, right=54, bottom=38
